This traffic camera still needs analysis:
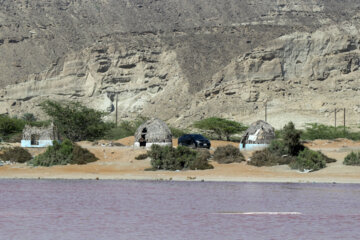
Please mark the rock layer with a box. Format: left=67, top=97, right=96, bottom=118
left=0, top=0, right=360, bottom=128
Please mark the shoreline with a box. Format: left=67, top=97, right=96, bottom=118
left=0, top=175, right=360, bottom=184
left=1, top=165, right=360, bottom=184
left=1, top=137, right=360, bottom=184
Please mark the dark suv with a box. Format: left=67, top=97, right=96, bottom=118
left=178, top=134, right=211, bottom=149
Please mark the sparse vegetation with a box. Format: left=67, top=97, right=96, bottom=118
left=104, top=117, right=148, bottom=140
left=169, top=127, right=189, bottom=138
left=289, top=148, right=327, bottom=172
left=301, top=123, right=360, bottom=141
left=343, top=152, right=360, bottom=166
left=0, top=147, right=32, bottom=163
left=267, top=139, right=288, bottom=156
left=249, top=149, right=295, bottom=167
left=71, top=144, right=98, bottom=165
left=193, top=117, right=247, bottom=141
left=189, top=149, right=213, bottom=170
left=30, top=139, right=97, bottom=166
left=148, top=145, right=213, bottom=171
left=213, top=145, right=245, bottom=164
left=248, top=123, right=304, bottom=167
left=248, top=122, right=335, bottom=172
left=6, top=132, right=23, bottom=143
left=41, top=100, right=112, bottom=141
left=0, top=115, right=53, bottom=142
left=0, top=115, right=25, bottom=141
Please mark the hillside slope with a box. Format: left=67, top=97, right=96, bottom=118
left=0, top=0, right=359, bottom=128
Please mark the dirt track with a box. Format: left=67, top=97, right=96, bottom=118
left=0, top=137, right=360, bottom=183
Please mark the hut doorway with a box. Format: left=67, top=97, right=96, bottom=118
left=31, top=134, right=40, bottom=145
left=241, top=133, right=248, bottom=148
left=140, top=128, right=147, bottom=147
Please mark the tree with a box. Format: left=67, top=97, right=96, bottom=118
left=193, top=117, right=247, bottom=141
left=0, top=115, right=25, bottom=137
left=282, top=122, right=303, bottom=156
left=40, top=100, right=112, bottom=141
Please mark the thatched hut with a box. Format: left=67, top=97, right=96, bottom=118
left=240, top=120, right=275, bottom=151
left=21, top=123, right=60, bottom=148
left=134, top=118, right=172, bottom=148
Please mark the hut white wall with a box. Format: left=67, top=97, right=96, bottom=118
left=239, top=143, right=269, bottom=151
left=21, top=140, right=55, bottom=148
left=134, top=142, right=173, bottom=148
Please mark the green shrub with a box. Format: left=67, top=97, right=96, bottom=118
left=269, top=122, right=305, bottom=157
left=103, top=126, right=131, bottom=140
left=196, top=149, right=211, bottom=160
left=104, top=117, right=148, bottom=140
left=31, top=140, right=72, bottom=166
left=0, top=115, right=25, bottom=140
left=248, top=149, right=278, bottom=167
left=6, top=132, right=23, bottom=143
left=40, top=100, right=112, bottom=141
left=213, top=145, right=245, bottom=164
left=27, top=120, right=52, bottom=128
left=248, top=149, right=294, bottom=167
left=169, top=127, right=188, bottom=138
left=0, top=114, right=54, bottom=142
left=71, top=144, right=98, bottom=165
left=148, top=145, right=213, bottom=171
left=0, top=147, right=32, bottom=163
left=189, top=149, right=213, bottom=170
left=275, top=129, right=284, bottom=139
left=228, top=136, right=242, bottom=142
left=135, top=153, right=148, bottom=160
left=283, top=122, right=303, bottom=156
left=289, top=148, right=327, bottom=172
left=30, top=140, right=97, bottom=166
left=249, top=122, right=336, bottom=170
left=343, top=152, right=360, bottom=166
left=268, top=139, right=288, bottom=156
left=301, top=123, right=360, bottom=141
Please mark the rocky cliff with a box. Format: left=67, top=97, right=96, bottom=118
left=0, top=0, right=359, bottom=128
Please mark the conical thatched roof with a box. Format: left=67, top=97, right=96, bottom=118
left=134, top=118, right=172, bottom=143
left=241, top=120, right=275, bottom=144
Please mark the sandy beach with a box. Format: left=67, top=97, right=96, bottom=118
left=1, top=137, right=360, bottom=183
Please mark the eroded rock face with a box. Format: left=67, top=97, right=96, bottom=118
left=0, top=39, right=191, bottom=122
left=1, top=0, right=360, bottom=128
left=190, top=25, right=360, bottom=128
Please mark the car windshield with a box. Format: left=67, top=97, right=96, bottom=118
left=191, top=134, right=207, bottom=141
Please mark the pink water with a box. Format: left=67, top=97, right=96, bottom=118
left=1, top=180, right=360, bottom=240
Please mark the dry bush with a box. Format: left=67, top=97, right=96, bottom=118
left=248, top=149, right=294, bottom=167
left=148, top=145, right=213, bottom=170
left=343, top=152, right=360, bottom=166
left=0, top=147, right=32, bottom=163
left=213, top=145, right=245, bottom=164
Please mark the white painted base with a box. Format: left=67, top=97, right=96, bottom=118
left=21, top=140, right=55, bottom=148
left=239, top=143, right=269, bottom=151
left=134, top=142, right=173, bottom=148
